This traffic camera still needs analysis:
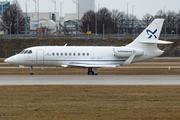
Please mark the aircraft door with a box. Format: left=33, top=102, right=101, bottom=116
left=36, top=50, right=44, bottom=65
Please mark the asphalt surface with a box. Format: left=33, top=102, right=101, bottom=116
left=0, top=66, right=179, bottom=69
left=0, top=75, right=180, bottom=86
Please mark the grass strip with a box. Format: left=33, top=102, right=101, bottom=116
left=0, top=85, right=180, bottom=120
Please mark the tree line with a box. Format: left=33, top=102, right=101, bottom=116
left=81, top=8, right=180, bottom=35
left=0, top=0, right=180, bottom=35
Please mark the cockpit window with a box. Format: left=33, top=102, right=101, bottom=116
left=28, top=50, right=32, bottom=54
left=24, top=50, right=29, bottom=54
left=20, top=50, right=25, bottom=54
left=19, top=50, right=32, bottom=54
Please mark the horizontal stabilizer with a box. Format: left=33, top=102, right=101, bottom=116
left=140, top=40, right=173, bottom=44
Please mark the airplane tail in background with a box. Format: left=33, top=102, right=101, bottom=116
left=126, top=19, right=173, bottom=49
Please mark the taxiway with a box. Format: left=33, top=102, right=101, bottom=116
left=0, top=75, right=180, bottom=86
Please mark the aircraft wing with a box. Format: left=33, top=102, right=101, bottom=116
left=68, top=62, right=119, bottom=68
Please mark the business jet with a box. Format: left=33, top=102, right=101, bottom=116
left=4, top=19, right=173, bottom=75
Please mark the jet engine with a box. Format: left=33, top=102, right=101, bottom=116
left=113, top=47, right=144, bottom=57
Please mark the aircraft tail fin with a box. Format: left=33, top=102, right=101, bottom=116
left=126, top=19, right=173, bottom=49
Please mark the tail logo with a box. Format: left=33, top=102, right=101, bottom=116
left=147, top=29, right=157, bottom=39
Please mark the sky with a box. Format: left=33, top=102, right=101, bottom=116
left=7, top=0, right=180, bottom=19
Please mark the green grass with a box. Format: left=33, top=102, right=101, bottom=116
left=0, top=86, right=180, bottom=120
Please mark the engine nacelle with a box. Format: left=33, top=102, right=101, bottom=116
left=113, top=47, right=144, bottom=57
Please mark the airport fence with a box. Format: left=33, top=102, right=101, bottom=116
left=0, top=49, right=21, bottom=58
left=0, top=33, right=180, bottom=39
left=0, top=48, right=179, bottom=58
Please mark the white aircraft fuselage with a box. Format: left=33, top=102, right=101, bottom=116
left=5, top=46, right=163, bottom=67
left=4, top=19, right=173, bottom=75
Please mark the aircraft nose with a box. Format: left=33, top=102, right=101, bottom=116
left=4, top=55, right=19, bottom=65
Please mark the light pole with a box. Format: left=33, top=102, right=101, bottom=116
left=132, top=5, right=135, bottom=16
left=88, top=24, right=89, bottom=39
left=164, top=6, right=166, bottom=40
left=95, top=6, right=97, bottom=35
left=72, top=21, right=73, bottom=38
left=25, top=0, right=28, bottom=37
left=103, top=24, right=105, bottom=39
left=17, top=6, right=19, bottom=39
left=127, top=3, right=129, bottom=38
left=72, top=0, right=78, bottom=13
left=32, top=0, right=38, bottom=34
left=176, top=25, right=178, bottom=37
left=51, top=0, right=56, bottom=13
left=72, top=0, right=79, bottom=34
left=32, top=0, right=36, bottom=12
left=37, top=0, right=39, bottom=34
left=118, top=23, right=120, bottom=40
left=60, top=2, right=63, bottom=35
left=96, top=4, right=100, bottom=35
left=132, top=5, right=135, bottom=39
left=98, top=4, right=100, bottom=11
left=164, top=6, right=166, bottom=15
left=10, top=22, right=12, bottom=38
left=51, top=0, right=57, bottom=37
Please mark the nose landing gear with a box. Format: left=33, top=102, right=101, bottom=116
left=87, top=68, right=98, bottom=75
left=30, top=66, right=34, bottom=75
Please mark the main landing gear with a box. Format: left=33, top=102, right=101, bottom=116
left=87, top=68, right=98, bottom=75
left=30, top=66, right=34, bottom=75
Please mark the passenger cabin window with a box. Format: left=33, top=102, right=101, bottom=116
left=83, top=53, right=85, bottom=56
left=52, top=53, right=55, bottom=56
left=61, top=53, right=63, bottom=56
left=69, top=53, right=71, bottom=56
left=57, top=53, right=59, bottom=56
left=78, top=53, right=80, bottom=56
left=28, top=50, right=32, bottom=54
left=65, top=53, right=67, bottom=56
left=73, top=53, right=76, bottom=56
left=87, top=53, right=89, bottom=56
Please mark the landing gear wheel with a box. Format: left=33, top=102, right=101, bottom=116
left=88, top=71, right=94, bottom=75
left=30, top=73, right=34, bottom=75
left=87, top=68, right=98, bottom=75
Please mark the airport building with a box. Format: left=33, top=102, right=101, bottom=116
left=0, top=1, right=10, bottom=15
left=64, top=13, right=84, bottom=21
left=66, top=0, right=95, bottom=21
left=62, top=0, right=95, bottom=34
left=0, top=0, right=95, bottom=35
left=29, top=12, right=60, bottom=34
left=0, top=1, right=10, bottom=34
left=78, top=0, right=95, bottom=14
left=28, top=0, right=95, bottom=34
